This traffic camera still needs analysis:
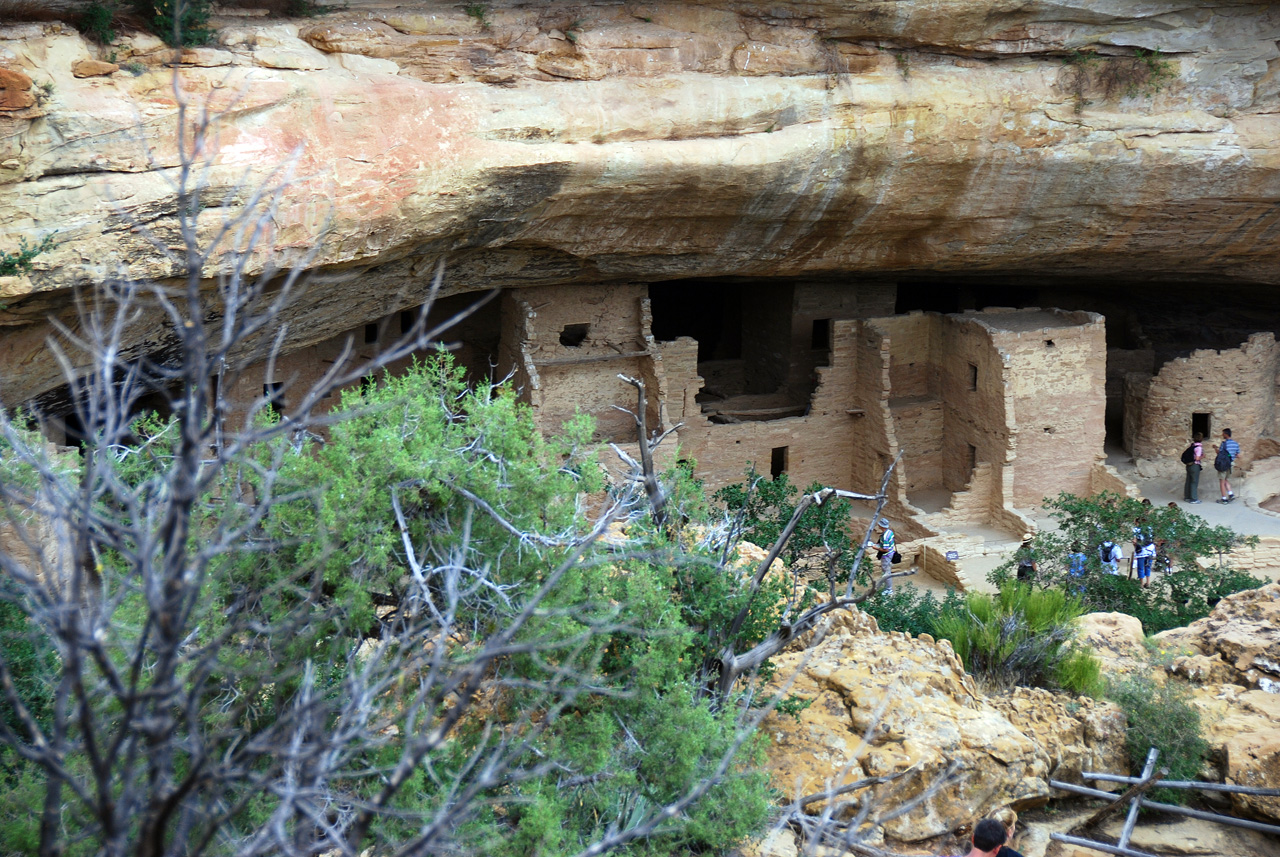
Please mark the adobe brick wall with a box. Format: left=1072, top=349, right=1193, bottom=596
left=974, top=309, right=1107, bottom=508
left=1128, top=332, right=1280, bottom=478
left=666, top=318, right=864, bottom=494
left=499, top=284, right=661, bottom=443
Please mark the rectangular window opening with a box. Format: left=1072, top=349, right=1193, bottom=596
left=1192, top=412, right=1211, bottom=439
left=364, top=323, right=379, bottom=344
left=400, top=309, right=416, bottom=335
left=770, top=446, right=788, bottom=479
left=560, top=323, right=590, bottom=347
left=968, top=363, right=978, bottom=391
left=968, top=443, right=977, bottom=471
left=811, top=318, right=831, bottom=351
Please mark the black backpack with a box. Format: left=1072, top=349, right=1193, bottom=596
left=1214, top=446, right=1232, bottom=471
left=1180, top=444, right=1195, bottom=465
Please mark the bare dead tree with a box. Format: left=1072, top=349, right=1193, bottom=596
left=0, top=68, right=781, bottom=857
left=0, top=49, right=964, bottom=857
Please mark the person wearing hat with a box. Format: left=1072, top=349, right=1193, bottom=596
left=873, top=518, right=896, bottom=594
left=1015, top=534, right=1038, bottom=582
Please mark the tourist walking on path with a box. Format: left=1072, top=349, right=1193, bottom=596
left=1015, top=535, right=1038, bottom=582
left=1099, top=538, right=1123, bottom=575
left=1183, top=431, right=1203, bottom=503
left=1133, top=527, right=1155, bottom=589
left=1214, top=428, right=1240, bottom=503
left=1067, top=543, right=1087, bottom=592
left=873, top=518, right=896, bottom=594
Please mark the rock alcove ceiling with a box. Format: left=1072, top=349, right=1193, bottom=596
left=2, top=0, right=1280, bottom=408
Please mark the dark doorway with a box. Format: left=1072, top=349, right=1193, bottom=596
left=1192, top=412, right=1211, bottom=440
left=770, top=446, right=788, bottom=479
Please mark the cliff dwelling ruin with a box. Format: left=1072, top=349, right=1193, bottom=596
left=5, top=0, right=1280, bottom=583
left=25, top=273, right=1280, bottom=578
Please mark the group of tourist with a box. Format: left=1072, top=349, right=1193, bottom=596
left=1015, top=498, right=1164, bottom=590
left=1182, top=427, right=1240, bottom=504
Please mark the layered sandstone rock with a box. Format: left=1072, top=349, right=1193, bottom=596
left=2, top=1, right=1280, bottom=406
left=1152, top=584, right=1280, bottom=823
left=760, top=608, right=1126, bottom=842
left=1156, top=583, right=1280, bottom=693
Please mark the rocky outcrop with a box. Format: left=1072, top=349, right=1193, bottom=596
left=1152, top=584, right=1280, bottom=824
left=760, top=609, right=1126, bottom=842
left=1156, top=583, right=1280, bottom=693
left=2, top=1, right=1280, bottom=406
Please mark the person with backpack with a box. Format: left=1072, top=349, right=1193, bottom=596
left=1181, top=431, right=1203, bottom=504
left=1098, top=538, right=1122, bottom=574
left=1214, top=428, right=1240, bottom=503
left=872, top=518, right=896, bottom=594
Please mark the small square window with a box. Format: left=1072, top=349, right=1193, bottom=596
left=560, top=323, right=590, bottom=347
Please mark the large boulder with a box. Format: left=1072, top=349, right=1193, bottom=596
left=760, top=609, right=1126, bottom=842
left=1155, top=583, right=1280, bottom=693
left=1153, top=584, right=1280, bottom=823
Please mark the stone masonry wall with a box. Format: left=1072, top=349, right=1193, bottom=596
left=499, top=284, right=660, bottom=443
left=1128, top=332, right=1280, bottom=478
left=937, top=314, right=1009, bottom=496
left=668, top=318, right=865, bottom=496
left=981, top=309, right=1107, bottom=508
left=876, top=313, right=946, bottom=493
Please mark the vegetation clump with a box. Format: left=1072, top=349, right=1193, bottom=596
left=991, top=492, right=1263, bottom=634
left=1104, top=670, right=1209, bottom=805
left=0, top=235, right=55, bottom=277
left=0, top=357, right=782, bottom=855
left=933, top=584, right=1103, bottom=695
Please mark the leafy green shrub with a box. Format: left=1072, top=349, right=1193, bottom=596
left=105, top=355, right=773, bottom=854
left=931, top=584, right=1101, bottom=695
left=714, top=471, right=853, bottom=586
left=857, top=583, right=966, bottom=639
left=990, top=492, right=1264, bottom=633
left=1105, top=671, right=1209, bottom=804
left=0, top=592, right=56, bottom=854
left=132, top=0, right=212, bottom=45
left=0, top=234, right=55, bottom=277
left=464, top=2, right=489, bottom=29
left=78, top=0, right=117, bottom=43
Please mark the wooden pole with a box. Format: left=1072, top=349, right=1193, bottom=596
left=1075, top=756, right=1165, bottom=834
left=1118, top=748, right=1159, bottom=849
left=1052, top=781, right=1280, bottom=837
left=1083, top=773, right=1280, bottom=797
left=1050, top=833, right=1160, bottom=857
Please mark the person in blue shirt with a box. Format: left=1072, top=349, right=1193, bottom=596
left=1215, top=428, right=1241, bottom=503
left=1067, top=543, right=1087, bottom=593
